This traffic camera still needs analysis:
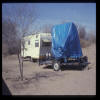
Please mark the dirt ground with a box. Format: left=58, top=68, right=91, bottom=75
left=2, top=43, right=96, bottom=95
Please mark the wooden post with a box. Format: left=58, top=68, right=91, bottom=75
left=17, top=51, right=23, bottom=81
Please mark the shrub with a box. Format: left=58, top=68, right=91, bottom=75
left=78, top=25, right=96, bottom=48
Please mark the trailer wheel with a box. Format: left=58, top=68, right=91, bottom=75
left=53, top=61, right=60, bottom=71
left=30, top=57, right=33, bottom=62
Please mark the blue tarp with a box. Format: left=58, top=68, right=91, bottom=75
left=51, top=22, right=83, bottom=59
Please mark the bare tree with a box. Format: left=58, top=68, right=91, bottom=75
left=42, top=24, right=53, bottom=33
left=78, top=25, right=86, bottom=39
left=2, top=19, right=19, bottom=55
left=3, top=3, right=37, bottom=80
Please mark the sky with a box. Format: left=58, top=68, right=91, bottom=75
left=2, top=3, right=96, bottom=34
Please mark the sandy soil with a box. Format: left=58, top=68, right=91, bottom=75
left=2, top=43, right=96, bottom=95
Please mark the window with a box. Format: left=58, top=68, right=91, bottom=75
left=42, top=42, right=51, bottom=46
left=35, top=42, right=39, bottom=47
left=35, top=40, right=39, bottom=47
left=28, top=40, right=30, bottom=45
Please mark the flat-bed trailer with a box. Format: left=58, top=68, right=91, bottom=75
left=39, top=56, right=90, bottom=71
left=38, top=22, right=90, bottom=71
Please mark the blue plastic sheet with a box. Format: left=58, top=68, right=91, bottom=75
left=51, top=22, right=83, bottom=59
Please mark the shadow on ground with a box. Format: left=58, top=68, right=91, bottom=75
left=2, top=78, right=11, bottom=95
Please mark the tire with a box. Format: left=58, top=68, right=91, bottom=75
left=53, top=61, right=60, bottom=71
left=37, top=59, right=40, bottom=66
left=32, top=59, right=37, bottom=62
left=30, top=58, right=33, bottom=62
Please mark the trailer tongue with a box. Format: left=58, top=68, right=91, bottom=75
left=39, top=22, right=90, bottom=71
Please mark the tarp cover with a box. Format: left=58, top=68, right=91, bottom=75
left=51, top=22, right=83, bottom=59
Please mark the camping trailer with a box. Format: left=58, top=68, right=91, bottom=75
left=21, top=33, right=52, bottom=61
